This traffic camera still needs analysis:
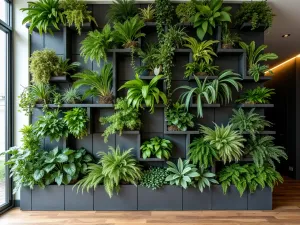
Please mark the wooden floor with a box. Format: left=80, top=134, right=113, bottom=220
left=1, top=178, right=300, bottom=225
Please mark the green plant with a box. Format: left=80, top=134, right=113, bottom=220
left=59, top=0, right=97, bottom=35
left=218, top=163, right=249, bottom=196
left=184, top=61, right=219, bottom=78
left=64, top=108, right=89, bottom=139
left=80, top=25, right=114, bottom=65
left=113, top=16, right=145, bottom=48
left=29, top=49, right=60, bottom=84
left=100, top=98, right=141, bottom=143
left=62, top=87, right=82, bottom=104
left=191, top=0, right=231, bottom=40
left=165, top=158, right=200, bottom=189
left=18, top=83, right=53, bottom=115
left=135, top=43, right=160, bottom=76
left=192, top=166, right=218, bottom=192
left=166, top=102, right=195, bottom=131
left=34, top=147, right=94, bottom=186
left=34, top=110, right=68, bottom=142
left=235, top=1, right=274, bottom=31
left=176, top=0, right=197, bottom=23
left=229, top=108, right=272, bottom=137
left=221, top=28, right=241, bottom=48
left=21, top=0, right=65, bottom=35
left=211, top=69, right=242, bottom=104
left=140, top=167, right=169, bottom=190
left=239, top=41, right=278, bottom=82
left=72, top=63, right=113, bottom=103
left=175, top=76, right=216, bottom=118
left=107, top=0, right=138, bottom=23
left=52, top=91, right=62, bottom=107
left=155, top=0, right=174, bottom=43
left=54, top=58, right=80, bottom=76
left=0, top=160, right=4, bottom=182
left=20, top=125, right=41, bottom=152
left=139, top=4, right=155, bottom=22
left=119, top=74, right=167, bottom=113
left=188, top=137, right=218, bottom=168
left=140, top=137, right=173, bottom=160
left=201, top=124, right=246, bottom=163
left=98, top=146, right=142, bottom=197
left=236, top=87, right=275, bottom=104
left=245, top=136, right=288, bottom=168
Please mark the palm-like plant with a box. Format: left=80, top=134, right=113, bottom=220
left=118, top=74, right=167, bottom=113
left=80, top=25, right=114, bottom=66
left=72, top=63, right=113, bottom=103
left=54, top=58, right=80, bottom=76
left=188, top=137, right=219, bottom=168
left=165, top=158, right=200, bottom=189
left=201, top=124, right=246, bottom=164
left=139, top=4, right=155, bottom=22
left=239, top=41, right=278, bottom=82
left=107, top=0, right=138, bottom=23
left=236, top=87, right=275, bottom=104
left=245, top=136, right=288, bottom=168
left=211, top=70, right=242, bottom=104
left=193, top=166, right=218, bottom=192
left=113, top=16, right=145, bottom=48
left=98, top=146, right=142, bottom=197
left=175, top=76, right=216, bottom=118
left=229, top=108, right=272, bottom=138
left=21, top=0, right=65, bottom=35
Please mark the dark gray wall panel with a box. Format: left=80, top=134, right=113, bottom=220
left=44, top=137, right=64, bottom=151
left=20, top=187, right=32, bottom=211
left=141, top=109, right=164, bottom=133
left=30, top=33, right=44, bottom=52
left=45, top=32, right=64, bottom=55
left=32, top=185, right=65, bottom=210
left=195, top=108, right=215, bottom=128
left=214, top=107, right=234, bottom=126
left=94, top=185, right=137, bottom=210
left=68, top=134, right=93, bottom=155
left=72, top=32, right=87, bottom=55
left=116, top=134, right=140, bottom=157
left=65, top=185, right=94, bottom=210
left=163, top=134, right=186, bottom=158
left=172, top=54, right=189, bottom=80
left=138, top=185, right=182, bottom=210
left=94, top=108, right=114, bottom=132
left=171, top=81, right=189, bottom=102
left=183, top=188, right=211, bottom=210
left=248, top=187, right=272, bottom=210
left=92, top=5, right=110, bottom=28
left=93, top=133, right=115, bottom=158
left=72, top=54, right=92, bottom=71
left=117, top=55, right=138, bottom=81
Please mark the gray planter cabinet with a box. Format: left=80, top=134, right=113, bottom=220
left=20, top=187, right=32, bottom=211
left=248, top=187, right=272, bottom=210
left=138, top=185, right=182, bottom=210
left=183, top=187, right=212, bottom=210
left=212, top=185, right=247, bottom=210
left=65, top=185, right=94, bottom=210
left=94, top=185, right=137, bottom=210
left=31, top=185, right=65, bottom=210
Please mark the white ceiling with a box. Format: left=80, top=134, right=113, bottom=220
left=265, top=0, right=300, bottom=67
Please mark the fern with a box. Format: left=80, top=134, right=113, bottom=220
left=188, top=137, right=218, bottom=168
left=245, top=136, right=288, bottom=168
left=236, top=87, right=275, bottom=104
left=107, top=0, right=138, bottom=23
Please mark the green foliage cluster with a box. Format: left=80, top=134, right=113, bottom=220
left=99, top=98, right=141, bottom=143
left=135, top=44, right=160, bottom=76
left=235, top=1, right=274, bottom=30
left=59, top=0, right=97, bottom=35
left=155, top=0, right=174, bottom=43
left=119, top=74, right=167, bottom=113
left=54, top=58, right=80, bottom=76
left=166, top=102, right=195, bottom=131
left=64, top=108, right=89, bottom=139
left=75, top=146, right=142, bottom=197
left=140, top=137, right=172, bottom=160
left=193, top=166, right=218, bottom=192
left=140, top=167, right=169, bottom=190
left=176, top=0, right=196, bottom=23
left=107, top=0, right=138, bottom=23
left=62, top=87, right=82, bottom=104
left=236, top=86, right=275, bottom=104
left=221, top=28, right=241, bottom=47
left=139, top=4, right=155, bottom=22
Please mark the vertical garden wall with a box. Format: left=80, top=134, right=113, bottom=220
left=10, top=0, right=286, bottom=211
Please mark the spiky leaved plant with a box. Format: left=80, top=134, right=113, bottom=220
left=62, top=87, right=82, bottom=104
left=201, top=124, right=246, bottom=163
left=236, top=86, right=275, bottom=104
left=139, top=4, right=155, bottom=22
left=54, top=58, right=80, bottom=76
left=107, top=0, right=138, bottom=23
left=193, top=166, right=218, bottom=192
left=72, top=63, right=113, bottom=104
left=245, top=135, right=288, bottom=168
left=229, top=108, right=272, bottom=138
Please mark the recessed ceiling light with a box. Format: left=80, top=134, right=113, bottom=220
left=282, top=34, right=291, bottom=38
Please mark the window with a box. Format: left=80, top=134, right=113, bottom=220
left=0, top=0, right=13, bottom=213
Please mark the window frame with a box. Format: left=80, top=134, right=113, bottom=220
left=0, top=0, right=13, bottom=214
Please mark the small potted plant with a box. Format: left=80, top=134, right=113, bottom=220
left=139, top=4, right=155, bottom=22
left=135, top=44, right=160, bottom=77
left=62, top=87, right=82, bottom=104
left=53, top=57, right=80, bottom=80
left=221, top=28, right=241, bottom=49
left=184, top=61, right=219, bottom=78
left=140, top=137, right=173, bottom=160
left=235, top=87, right=275, bottom=104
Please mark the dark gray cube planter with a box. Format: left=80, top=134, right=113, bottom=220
left=183, top=187, right=211, bottom=210
left=248, top=187, right=272, bottom=210
left=138, top=185, right=182, bottom=210
left=65, top=185, right=94, bottom=210
left=212, top=185, right=247, bottom=210
left=32, top=185, right=65, bottom=210
left=20, top=187, right=32, bottom=211
left=94, top=185, right=137, bottom=210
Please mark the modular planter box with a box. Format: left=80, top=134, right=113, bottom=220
left=20, top=187, right=32, bottom=211
left=94, top=185, right=137, bottom=210
left=31, top=185, right=65, bottom=210
left=138, top=185, right=182, bottom=210
left=248, top=187, right=272, bottom=210
left=65, top=185, right=94, bottom=211
left=212, top=185, right=247, bottom=210
left=183, top=187, right=212, bottom=210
